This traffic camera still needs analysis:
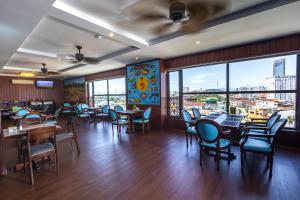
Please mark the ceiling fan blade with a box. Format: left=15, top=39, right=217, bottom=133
left=152, top=22, right=174, bottom=35
left=134, top=13, right=168, bottom=23
left=84, top=57, right=100, bottom=65
left=47, top=71, right=60, bottom=75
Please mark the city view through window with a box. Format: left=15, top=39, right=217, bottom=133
left=168, top=55, right=297, bottom=127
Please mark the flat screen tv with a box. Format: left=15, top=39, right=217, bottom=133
left=36, top=80, right=54, bottom=89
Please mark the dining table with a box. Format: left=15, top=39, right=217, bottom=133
left=0, top=123, right=62, bottom=176
left=116, top=110, right=144, bottom=133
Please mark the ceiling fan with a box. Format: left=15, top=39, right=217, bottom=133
left=59, top=45, right=99, bottom=65
left=128, top=0, right=229, bottom=34
left=38, top=63, right=60, bottom=77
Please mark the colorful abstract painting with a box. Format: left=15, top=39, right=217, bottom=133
left=64, top=77, right=86, bottom=103
left=127, top=60, right=160, bottom=105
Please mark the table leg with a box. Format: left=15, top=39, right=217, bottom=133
left=0, top=137, right=8, bottom=176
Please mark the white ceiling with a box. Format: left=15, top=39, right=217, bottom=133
left=0, top=0, right=299, bottom=79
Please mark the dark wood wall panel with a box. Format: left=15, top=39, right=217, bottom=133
left=0, top=77, right=64, bottom=105
left=165, top=34, right=300, bottom=69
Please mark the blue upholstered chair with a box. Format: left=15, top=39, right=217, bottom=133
left=192, top=108, right=201, bottom=120
left=132, top=107, right=152, bottom=135
left=46, top=107, right=62, bottom=124
left=114, top=105, right=127, bottom=120
left=81, top=103, right=94, bottom=115
left=240, top=118, right=287, bottom=178
left=16, top=109, right=30, bottom=117
left=243, top=114, right=281, bottom=141
left=182, top=110, right=197, bottom=148
left=108, top=109, right=128, bottom=136
left=62, top=103, right=72, bottom=114
left=95, top=105, right=110, bottom=122
left=20, top=113, right=42, bottom=125
left=196, top=119, right=232, bottom=171
left=74, top=107, right=90, bottom=122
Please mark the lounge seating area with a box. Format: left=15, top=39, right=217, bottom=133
left=1, top=0, right=300, bottom=199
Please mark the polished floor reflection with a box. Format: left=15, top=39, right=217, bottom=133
left=0, top=121, right=300, bottom=200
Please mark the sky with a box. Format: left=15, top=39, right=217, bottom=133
left=170, top=54, right=297, bottom=92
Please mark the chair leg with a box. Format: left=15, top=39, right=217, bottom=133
left=55, top=150, right=59, bottom=176
left=269, top=154, right=273, bottom=178
left=74, top=137, right=80, bottom=154
left=142, top=123, right=145, bottom=135
left=186, top=134, right=188, bottom=148
left=216, top=151, right=220, bottom=171
left=240, top=148, right=244, bottom=174
left=190, top=134, right=192, bottom=145
left=199, top=146, right=203, bottom=166
left=227, top=146, right=231, bottom=165
left=147, top=122, right=150, bottom=133
left=266, top=154, right=270, bottom=169
left=112, top=124, right=114, bottom=136
left=29, top=160, right=34, bottom=185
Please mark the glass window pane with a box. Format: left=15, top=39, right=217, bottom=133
left=109, top=77, right=125, bottom=95
left=169, top=71, right=180, bottom=116
left=94, top=96, right=108, bottom=107
left=230, top=55, right=297, bottom=91
left=183, top=94, right=226, bottom=115
left=94, top=80, right=107, bottom=95
left=183, top=64, right=226, bottom=93
left=229, top=93, right=296, bottom=127
left=109, top=95, right=126, bottom=109
left=88, top=82, right=93, bottom=106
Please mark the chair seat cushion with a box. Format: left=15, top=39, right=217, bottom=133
left=241, top=138, right=272, bottom=152
left=46, top=120, right=58, bottom=124
left=186, top=127, right=197, bottom=135
left=78, top=114, right=89, bottom=118
left=133, top=119, right=149, bottom=123
left=200, top=139, right=230, bottom=149
left=62, top=110, right=71, bottom=113
left=31, top=142, right=55, bottom=156
left=112, top=119, right=128, bottom=125
left=56, top=132, right=74, bottom=141
left=96, top=113, right=108, bottom=117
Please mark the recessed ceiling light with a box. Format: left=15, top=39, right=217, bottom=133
left=135, top=57, right=139, bottom=60
left=196, top=41, right=201, bottom=44
left=108, top=32, right=115, bottom=38
left=96, top=34, right=103, bottom=39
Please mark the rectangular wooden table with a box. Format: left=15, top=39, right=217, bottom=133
left=116, top=110, right=144, bottom=133
left=0, top=123, right=62, bottom=176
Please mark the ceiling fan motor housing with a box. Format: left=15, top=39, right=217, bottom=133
left=169, top=2, right=186, bottom=23
left=41, top=67, right=48, bottom=74
left=76, top=53, right=84, bottom=61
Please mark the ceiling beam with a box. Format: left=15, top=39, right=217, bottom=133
left=149, top=0, right=300, bottom=45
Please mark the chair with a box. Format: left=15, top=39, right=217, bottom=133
left=46, top=107, right=62, bottom=124
left=240, top=118, right=287, bottom=178
left=192, top=108, right=201, bottom=120
left=196, top=119, right=232, bottom=171
left=19, top=114, right=42, bottom=126
left=62, top=103, right=72, bottom=115
left=16, top=109, right=30, bottom=117
left=247, top=111, right=279, bottom=127
left=132, top=108, right=152, bottom=135
left=74, top=107, right=90, bottom=122
left=108, top=109, right=128, bottom=136
left=182, top=110, right=197, bottom=148
left=95, top=105, right=110, bottom=122
left=114, top=105, right=127, bottom=120
left=56, top=116, right=80, bottom=154
left=25, top=125, right=58, bottom=185
left=12, top=106, right=22, bottom=113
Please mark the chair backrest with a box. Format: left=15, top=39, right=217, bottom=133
left=102, top=105, right=110, bottom=114
left=81, top=104, right=89, bottom=110
left=114, top=105, right=123, bottom=112
left=54, top=107, right=62, bottom=118
left=267, top=114, right=281, bottom=128
left=64, top=103, right=71, bottom=107
left=27, top=125, right=56, bottom=146
left=196, top=119, right=222, bottom=144
left=182, top=110, right=193, bottom=128
left=269, top=118, right=287, bottom=145
left=76, top=104, right=83, bottom=111
left=16, top=109, right=30, bottom=117
left=74, top=107, right=80, bottom=116
left=192, top=108, right=201, bottom=120
left=143, top=107, right=152, bottom=120
left=108, top=109, right=118, bottom=121
left=20, top=114, right=42, bottom=125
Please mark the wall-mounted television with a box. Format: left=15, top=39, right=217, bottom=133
left=36, top=80, right=54, bottom=89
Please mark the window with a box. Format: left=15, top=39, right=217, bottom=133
left=167, top=54, right=299, bottom=129
left=89, top=77, right=126, bottom=109
left=88, top=82, right=93, bottom=106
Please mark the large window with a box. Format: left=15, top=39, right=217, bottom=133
left=168, top=54, right=299, bottom=129
left=89, top=77, right=126, bottom=109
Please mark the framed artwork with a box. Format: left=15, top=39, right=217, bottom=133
left=127, top=60, right=160, bottom=105
left=64, top=77, right=86, bottom=103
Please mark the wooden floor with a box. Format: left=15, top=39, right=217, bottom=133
left=1, top=120, right=300, bottom=200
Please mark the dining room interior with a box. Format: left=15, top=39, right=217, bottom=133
left=1, top=0, right=300, bottom=199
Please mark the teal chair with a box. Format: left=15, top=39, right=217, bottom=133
left=114, top=105, right=127, bottom=120
left=196, top=119, right=232, bottom=171
left=108, top=109, right=128, bottom=136
left=95, top=105, right=110, bottom=122
left=182, top=110, right=197, bottom=148
left=46, top=107, right=62, bottom=124
left=20, top=114, right=42, bottom=125
left=243, top=114, right=281, bottom=141
left=74, top=107, right=90, bottom=122
left=192, top=108, right=201, bottom=120
left=132, top=107, right=152, bottom=135
left=81, top=103, right=94, bottom=115
left=16, top=109, right=30, bottom=117
left=240, top=118, right=287, bottom=178
left=62, top=103, right=72, bottom=114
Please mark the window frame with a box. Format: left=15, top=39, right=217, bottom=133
left=167, top=53, right=299, bottom=130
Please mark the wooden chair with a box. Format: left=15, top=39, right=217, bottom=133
left=56, top=117, right=80, bottom=154
left=108, top=109, right=128, bottom=137
left=25, top=125, right=58, bottom=185
left=196, top=119, right=232, bottom=171
left=132, top=108, right=152, bottom=135
left=240, top=118, right=287, bottom=178
left=182, top=110, right=197, bottom=148
left=46, top=107, right=62, bottom=124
